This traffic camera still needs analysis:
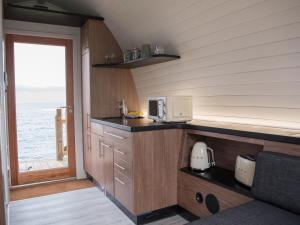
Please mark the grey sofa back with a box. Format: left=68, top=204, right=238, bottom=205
left=252, top=151, right=300, bottom=215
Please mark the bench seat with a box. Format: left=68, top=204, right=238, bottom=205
left=188, top=200, right=300, bottom=225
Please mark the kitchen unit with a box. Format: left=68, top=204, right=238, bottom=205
left=81, top=19, right=140, bottom=179
left=85, top=117, right=300, bottom=222
left=89, top=119, right=183, bottom=215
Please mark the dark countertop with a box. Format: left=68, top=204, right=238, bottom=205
left=91, top=117, right=186, bottom=132
left=91, top=117, right=300, bottom=145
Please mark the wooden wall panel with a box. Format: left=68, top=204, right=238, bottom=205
left=178, top=171, right=252, bottom=218
left=91, top=68, right=140, bottom=118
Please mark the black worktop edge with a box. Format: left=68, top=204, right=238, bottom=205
left=180, top=167, right=254, bottom=198
left=188, top=124, right=300, bottom=145
left=91, top=118, right=300, bottom=145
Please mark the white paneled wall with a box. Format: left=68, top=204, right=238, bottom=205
left=127, top=0, right=300, bottom=129
left=58, top=0, right=300, bottom=129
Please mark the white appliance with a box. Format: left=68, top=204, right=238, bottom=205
left=148, top=96, right=192, bottom=122
left=235, top=155, right=256, bottom=187
left=191, top=142, right=215, bottom=171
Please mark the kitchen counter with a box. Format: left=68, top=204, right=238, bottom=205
left=91, top=117, right=185, bottom=132
left=91, top=117, right=300, bottom=145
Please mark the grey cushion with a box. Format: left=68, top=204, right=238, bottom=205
left=187, top=200, right=300, bottom=225
left=252, top=151, right=300, bottom=214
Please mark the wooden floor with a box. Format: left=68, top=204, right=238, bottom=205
left=10, top=187, right=188, bottom=225
left=10, top=179, right=94, bottom=201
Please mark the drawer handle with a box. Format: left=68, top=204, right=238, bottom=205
left=98, top=139, right=104, bottom=157
left=115, top=177, right=125, bottom=185
left=87, top=133, right=91, bottom=152
left=104, top=131, right=126, bottom=140
left=114, top=163, right=125, bottom=170
left=101, top=143, right=111, bottom=148
left=114, top=148, right=126, bottom=155
left=87, top=113, right=91, bottom=129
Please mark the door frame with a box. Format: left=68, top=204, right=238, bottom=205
left=6, top=34, right=76, bottom=186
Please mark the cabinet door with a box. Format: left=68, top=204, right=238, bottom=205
left=82, top=51, right=91, bottom=174
left=102, top=141, right=114, bottom=195
left=83, top=132, right=93, bottom=175
left=81, top=21, right=89, bottom=54
left=91, top=132, right=105, bottom=185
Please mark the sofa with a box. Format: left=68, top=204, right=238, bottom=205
left=187, top=151, right=300, bottom=225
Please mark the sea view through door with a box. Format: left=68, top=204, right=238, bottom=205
left=6, top=34, right=76, bottom=185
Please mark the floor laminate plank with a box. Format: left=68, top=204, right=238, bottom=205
left=10, top=187, right=188, bottom=225
left=10, top=179, right=94, bottom=201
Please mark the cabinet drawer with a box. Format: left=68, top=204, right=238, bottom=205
left=91, top=122, right=103, bottom=136
left=113, top=143, right=132, bottom=163
left=178, top=171, right=252, bottom=218
left=104, top=126, right=131, bottom=146
left=114, top=155, right=132, bottom=178
left=114, top=170, right=133, bottom=212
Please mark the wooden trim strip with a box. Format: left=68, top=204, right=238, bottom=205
left=6, top=34, right=18, bottom=186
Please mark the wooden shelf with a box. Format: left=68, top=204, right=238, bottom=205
left=92, top=54, right=180, bottom=69
left=180, top=167, right=253, bottom=198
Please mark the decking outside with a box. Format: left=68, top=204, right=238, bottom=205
left=18, top=107, right=68, bottom=172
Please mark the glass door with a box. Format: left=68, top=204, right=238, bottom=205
left=6, top=34, right=76, bottom=185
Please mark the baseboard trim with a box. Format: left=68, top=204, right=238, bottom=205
left=106, top=191, right=199, bottom=224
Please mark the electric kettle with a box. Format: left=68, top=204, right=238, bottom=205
left=191, top=142, right=215, bottom=171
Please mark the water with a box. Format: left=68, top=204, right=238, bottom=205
left=16, top=103, right=65, bottom=162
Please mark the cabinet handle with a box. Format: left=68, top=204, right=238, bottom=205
left=115, top=177, right=125, bottom=185
left=98, top=138, right=103, bottom=157
left=87, top=133, right=91, bottom=152
left=114, top=148, right=125, bottom=155
left=114, top=163, right=125, bottom=170
left=87, top=113, right=91, bottom=129
left=101, top=142, right=111, bottom=148
left=104, top=131, right=126, bottom=140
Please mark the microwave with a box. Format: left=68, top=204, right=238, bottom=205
left=148, top=96, right=193, bottom=122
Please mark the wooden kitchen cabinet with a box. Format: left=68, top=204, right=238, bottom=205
left=102, top=140, right=114, bottom=195
left=83, top=132, right=93, bottom=176
left=82, top=51, right=91, bottom=175
left=90, top=122, right=114, bottom=195
left=90, top=131, right=104, bottom=185
left=81, top=19, right=139, bottom=176
left=102, top=125, right=184, bottom=215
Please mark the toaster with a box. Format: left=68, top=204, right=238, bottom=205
left=235, top=155, right=256, bottom=187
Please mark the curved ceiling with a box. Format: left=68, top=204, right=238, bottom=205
left=6, top=0, right=197, bottom=52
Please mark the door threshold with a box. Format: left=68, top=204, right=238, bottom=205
left=10, top=177, right=77, bottom=190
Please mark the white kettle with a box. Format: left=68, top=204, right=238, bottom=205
left=191, top=142, right=215, bottom=171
